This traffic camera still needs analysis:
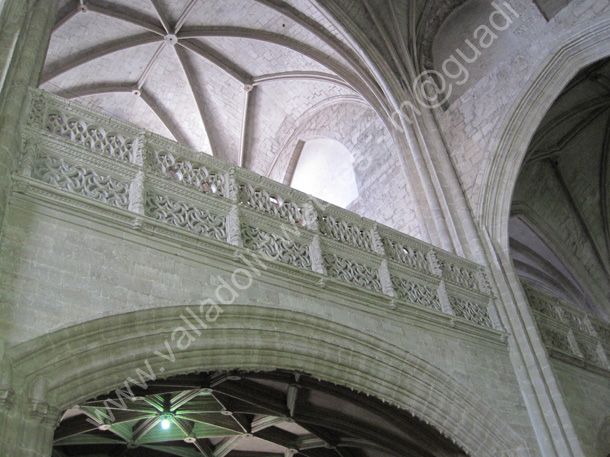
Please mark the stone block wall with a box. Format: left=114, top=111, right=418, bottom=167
left=551, top=360, right=610, bottom=457
left=267, top=100, right=423, bottom=238
left=434, top=0, right=610, bottom=218
left=0, top=191, right=537, bottom=453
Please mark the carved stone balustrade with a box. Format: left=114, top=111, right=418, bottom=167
left=525, top=284, right=610, bottom=373
left=17, top=89, right=503, bottom=334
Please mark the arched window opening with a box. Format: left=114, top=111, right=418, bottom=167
left=289, top=138, right=359, bottom=208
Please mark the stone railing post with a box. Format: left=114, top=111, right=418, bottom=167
left=225, top=168, right=242, bottom=247
left=128, top=170, right=146, bottom=215
left=309, top=235, right=326, bottom=275
left=17, top=136, right=38, bottom=178
left=426, top=248, right=442, bottom=277
left=303, top=200, right=326, bottom=276
left=476, top=268, right=492, bottom=295
left=131, top=131, right=148, bottom=167
left=487, top=297, right=506, bottom=333
left=371, top=225, right=395, bottom=297
left=596, top=342, right=610, bottom=369
left=476, top=268, right=505, bottom=332
left=302, top=199, right=319, bottom=232
left=224, top=167, right=239, bottom=203
left=566, top=330, right=583, bottom=359
left=378, top=259, right=395, bottom=297
left=436, top=280, right=455, bottom=317
left=227, top=206, right=242, bottom=247
left=428, top=250, right=454, bottom=316
left=370, top=224, right=385, bottom=256
left=128, top=132, right=149, bottom=225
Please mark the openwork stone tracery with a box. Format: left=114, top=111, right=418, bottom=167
left=526, top=285, right=610, bottom=371
left=22, top=89, right=501, bottom=334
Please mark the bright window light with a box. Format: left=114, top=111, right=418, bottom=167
left=290, top=138, right=359, bottom=208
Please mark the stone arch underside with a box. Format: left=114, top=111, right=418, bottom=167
left=480, top=16, right=610, bottom=249
left=8, top=305, right=528, bottom=457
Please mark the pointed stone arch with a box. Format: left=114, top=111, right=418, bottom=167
left=480, top=16, right=610, bottom=249
left=7, top=305, right=528, bottom=457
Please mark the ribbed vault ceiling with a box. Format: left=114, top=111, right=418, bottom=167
left=42, top=0, right=373, bottom=176
left=41, top=0, right=466, bottom=181
left=52, top=370, right=467, bottom=457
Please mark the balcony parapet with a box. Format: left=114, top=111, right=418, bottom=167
left=17, top=89, right=504, bottom=335
left=525, top=284, right=610, bottom=374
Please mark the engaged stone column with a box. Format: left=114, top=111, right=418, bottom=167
left=0, top=0, right=60, bottom=236
left=0, top=373, right=60, bottom=457
left=128, top=131, right=149, bottom=223
left=0, top=359, right=15, bottom=455
left=17, top=398, right=60, bottom=457
left=225, top=168, right=243, bottom=247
